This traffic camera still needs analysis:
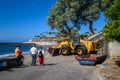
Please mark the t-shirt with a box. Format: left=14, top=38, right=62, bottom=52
left=15, top=47, right=21, bottom=57
left=30, top=47, right=37, bottom=54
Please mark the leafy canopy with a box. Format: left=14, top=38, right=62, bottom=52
left=47, top=0, right=84, bottom=40
left=103, top=0, right=120, bottom=42
left=47, top=0, right=103, bottom=40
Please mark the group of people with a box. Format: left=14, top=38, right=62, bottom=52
left=30, top=44, right=44, bottom=66
left=15, top=44, right=45, bottom=66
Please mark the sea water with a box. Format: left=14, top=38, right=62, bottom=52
left=0, top=43, right=47, bottom=58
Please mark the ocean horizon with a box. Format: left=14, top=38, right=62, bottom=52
left=0, top=42, right=48, bottom=58
left=0, top=42, right=32, bottom=57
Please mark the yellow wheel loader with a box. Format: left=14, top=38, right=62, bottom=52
left=48, top=36, right=97, bottom=56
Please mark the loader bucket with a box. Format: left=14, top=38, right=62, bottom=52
left=48, top=47, right=60, bottom=56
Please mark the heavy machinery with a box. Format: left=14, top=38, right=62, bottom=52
left=48, top=35, right=97, bottom=56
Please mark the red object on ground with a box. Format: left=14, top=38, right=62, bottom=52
left=75, top=56, right=83, bottom=60
left=84, top=56, right=96, bottom=60
left=75, top=54, right=107, bottom=65
left=38, top=57, right=44, bottom=65
left=75, top=55, right=97, bottom=60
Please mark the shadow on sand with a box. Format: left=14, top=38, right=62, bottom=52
left=43, top=63, right=58, bottom=66
left=0, top=64, right=29, bottom=72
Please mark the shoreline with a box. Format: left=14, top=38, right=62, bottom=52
left=0, top=52, right=30, bottom=58
left=0, top=43, right=52, bottom=58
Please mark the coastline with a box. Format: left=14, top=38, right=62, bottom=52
left=24, top=41, right=57, bottom=46
left=0, top=52, right=30, bottom=58
left=0, top=41, right=53, bottom=58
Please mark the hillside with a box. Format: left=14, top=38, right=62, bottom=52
left=27, top=37, right=57, bottom=46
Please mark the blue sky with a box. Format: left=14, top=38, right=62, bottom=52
left=0, top=0, right=106, bottom=42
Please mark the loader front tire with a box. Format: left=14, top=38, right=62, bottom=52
left=61, top=46, right=70, bottom=56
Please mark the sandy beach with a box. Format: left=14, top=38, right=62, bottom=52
left=0, top=53, right=99, bottom=80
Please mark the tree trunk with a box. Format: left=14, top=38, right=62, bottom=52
left=89, top=21, right=95, bottom=35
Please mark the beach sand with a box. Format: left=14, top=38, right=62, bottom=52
left=0, top=53, right=99, bottom=80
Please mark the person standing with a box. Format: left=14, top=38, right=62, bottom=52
left=38, top=46, right=44, bottom=66
left=30, top=44, right=38, bottom=66
left=15, top=45, right=24, bottom=66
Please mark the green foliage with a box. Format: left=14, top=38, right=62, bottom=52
left=80, top=32, right=89, bottom=39
left=82, top=1, right=100, bottom=21
left=47, top=0, right=84, bottom=40
left=100, top=0, right=114, bottom=11
left=81, top=0, right=101, bottom=35
left=104, top=0, right=120, bottom=21
left=46, top=0, right=103, bottom=40
left=103, top=0, right=120, bottom=42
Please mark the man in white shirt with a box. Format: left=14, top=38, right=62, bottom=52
left=30, top=44, right=38, bottom=66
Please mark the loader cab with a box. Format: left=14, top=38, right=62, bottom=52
left=73, top=35, right=80, bottom=46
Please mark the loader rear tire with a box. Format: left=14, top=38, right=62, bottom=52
left=76, top=47, right=86, bottom=55
left=61, top=46, right=70, bottom=56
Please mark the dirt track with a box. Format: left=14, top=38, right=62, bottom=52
left=0, top=54, right=99, bottom=80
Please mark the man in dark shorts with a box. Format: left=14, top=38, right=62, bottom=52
left=15, top=45, right=24, bottom=66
